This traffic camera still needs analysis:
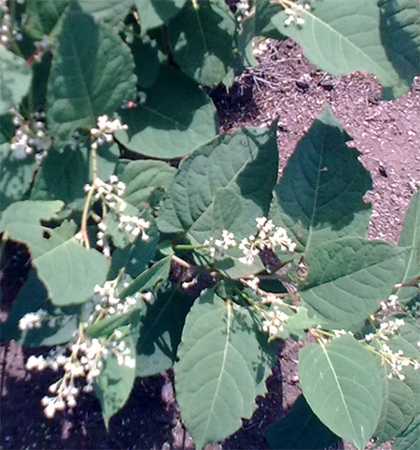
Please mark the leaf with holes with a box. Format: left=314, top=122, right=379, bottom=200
left=175, top=290, right=275, bottom=449
left=0, top=201, right=108, bottom=306
left=47, top=11, right=136, bottom=144
left=299, top=335, right=383, bottom=450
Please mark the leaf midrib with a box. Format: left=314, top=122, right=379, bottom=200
left=202, top=300, right=233, bottom=443
left=301, top=4, right=395, bottom=85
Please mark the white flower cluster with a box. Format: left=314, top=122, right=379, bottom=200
left=83, top=175, right=150, bottom=256
left=364, top=318, right=406, bottom=342
left=203, top=230, right=237, bottom=259
left=18, top=308, right=67, bottom=331
left=33, top=34, right=52, bottom=63
left=239, top=217, right=296, bottom=265
left=25, top=276, right=145, bottom=419
left=88, top=276, right=149, bottom=320
left=1, top=0, right=24, bottom=45
left=380, top=343, right=420, bottom=381
left=10, top=109, right=53, bottom=164
left=90, top=115, right=128, bottom=150
left=275, top=0, right=311, bottom=27
left=202, top=218, right=295, bottom=265
left=261, top=306, right=290, bottom=338
left=18, top=309, right=49, bottom=331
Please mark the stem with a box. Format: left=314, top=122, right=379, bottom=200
left=79, top=145, right=98, bottom=249
left=172, top=255, right=191, bottom=269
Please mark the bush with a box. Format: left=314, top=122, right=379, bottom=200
left=1, top=1, right=419, bottom=449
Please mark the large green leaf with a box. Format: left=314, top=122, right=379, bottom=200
left=265, top=395, right=340, bottom=450
left=374, top=363, right=419, bottom=444
left=0, top=47, right=32, bottom=114
left=394, top=414, right=420, bottom=450
left=136, top=284, right=194, bottom=377
left=0, top=268, right=79, bottom=346
left=121, top=160, right=177, bottom=209
left=175, top=290, right=275, bottom=449
left=25, top=0, right=132, bottom=39
left=30, top=147, right=88, bottom=203
left=47, top=11, right=136, bottom=144
left=134, top=0, right=186, bottom=32
left=95, top=330, right=136, bottom=429
left=270, top=105, right=372, bottom=254
left=299, top=335, right=383, bottom=450
left=158, top=123, right=278, bottom=244
left=0, top=143, right=37, bottom=213
left=116, top=66, right=218, bottom=159
left=270, top=0, right=420, bottom=100
left=167, top=0, right=237, bottom=87
left=397, top=191, right=420, bottom=304
left=300, top=238, right=407, bottom=329
left=78, top=0, right=132, bottom=26
left=24, top=0, right=69, bottom=39
left=0, top=202, right=109, bottom=306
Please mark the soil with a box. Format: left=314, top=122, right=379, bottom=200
left=1, top=38, right=419, bottom=450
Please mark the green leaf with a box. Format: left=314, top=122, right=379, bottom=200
left=0, top=268, right=79, bottom=346
left=374, top=363, right=419, bottom=444
left=397, top=191, right=420, bottom=304
left=0, top=114, right=14, bottom=144
left=265, top=395, right=340, bottom=450
left=0, top=202, right=109, bottom=306
left=24, top=0, right=69, bottom=39
left=47, top=11, right=137, bottom=144
left=78, top=0, right=132, bottom=26
left=121, top=160, right=176, bottom=208
left=116, top=66, right=218, bottom=159
left=0, top=143, right=37, bottom=213
left=175, top=290, right=275, bottom=449
left=31, top=147, right=89, bottom=203
left=25, top=0, right=132, bottom=39
left=129, top=36, right=161, bottom=89
left=167, top=0, right=237, bottom=87
left=270, top=105, right=372, bottom=254
left=1, top=268, right=81, bottom=346
left=95, top=142, right=120, bottom=182
left=282, top=306, right=325, bottom=341
left=158, top=123, right=278, bottom=244
left=300, top=238, right=407, bottom=329
left=87, top=308, right=142, bottom=340
left=136, top=284, right=194, bottom=377
left=299, top=335, right=383, bottom=450
left=120, top=255, right=173, bottom=300
left=394, top=414, right=420, bottom=450
left=95, top=330, right=136, bottom=429
left=270, top=0, right=420, bottom=100
left=134, top=0, right=186, bottom=32
left=0, top=47, right=32, bottom=114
